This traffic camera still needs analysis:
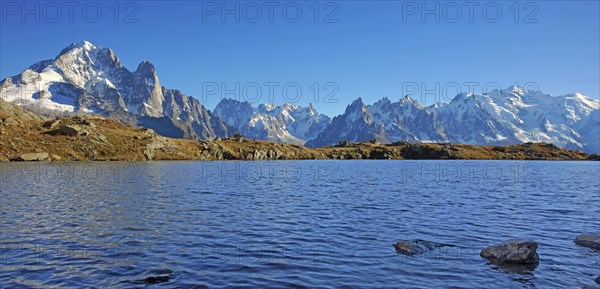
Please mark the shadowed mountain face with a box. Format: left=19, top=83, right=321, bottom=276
left=306, top=88, right=599, bottom=153
left=0, top=41, right=234, bottom=140
left=305, top=98, right=388, bottom=147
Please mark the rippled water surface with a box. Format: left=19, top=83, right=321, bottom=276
left=1, top=160, right=599, bottom=288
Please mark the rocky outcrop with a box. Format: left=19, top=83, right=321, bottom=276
left=574, top=234, right=600, bottom=250
left=42, top=119, right=61, bottom=129
left=394, top=240, right=454, bottom=255
left=143, top=129, right=177, bottom=161
left=480, top=239, right=539, bottom=264
left=10, top=152, right=50, bottom=162
left=55, top=125, right=86, bottom=136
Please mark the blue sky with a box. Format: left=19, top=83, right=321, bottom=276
left=1, top=1, right=598, bottom=116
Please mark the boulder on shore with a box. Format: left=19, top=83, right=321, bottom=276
left=10, top=152, right=50, bottom=162
left=480, top=239, right=539, bottom=264
left=574, top=234, right=600, bottom=250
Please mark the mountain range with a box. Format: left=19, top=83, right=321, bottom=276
left=307, top=87, right=600, bottom=154
left=213, top=99, right=330, bottom=145
left=1, top=41, right=598, bottom=153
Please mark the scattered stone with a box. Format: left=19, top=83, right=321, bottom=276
left=0, top=117, right=19, bottom=126
left=10, top=152, right=50, bottom=162
left=368, top=139, right=380, bottom=145
left=480, top=239, right=539, bottom=264
left=42, top=119, right=61, bottom=129
left=335, top=140, right=354, bottom=147
left=56, top=125, right=86, bottom=136
left=369, top=149, right=392, bottom=159
left=574, top=234, right=600, bottom=250
left=252, top=149, right=267, bottom=160
left=50, top=154, right=61, bottom=161
left=143, top=128, right=156, bottom=135
left=394, top=240, right=454, bottom=255
left=82, top=119, right=96, bottom=128
left=91, top=133, right=108, bottom=143
left=268, top=149, right=284, bottom=159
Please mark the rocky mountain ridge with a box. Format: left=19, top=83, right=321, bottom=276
left=0, top=41, right=233, bottom=140
left=307, top=87, right=600, bottom=153
left=1, top=41, right=598, bottom=153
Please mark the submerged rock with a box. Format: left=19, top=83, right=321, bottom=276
left=596, top=276, right=600, bottom=284
left=10, top=152, right=50, bottom=162
left=394, top=239, right=453, bottom=255
left=480, top=239, right=539, bottom=264
left=135, top=269, right=173, bottom=284
left=142, top=275, right=169, bottom=284
left=574, top=234, right=600, bottom=250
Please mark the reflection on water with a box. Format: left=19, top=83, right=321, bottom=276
left=1, top=161, right=599, bottom=288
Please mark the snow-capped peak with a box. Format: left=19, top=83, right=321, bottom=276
left=0, top=41, right=235, bottom=140
left=506, top=84, right=528, bottom=95
left=58, top=40, right=98, bottom=56
left=73, top=40, right=95, bottom=50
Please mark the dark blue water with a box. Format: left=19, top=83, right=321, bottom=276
left=1, top=161, right=599, bottom=288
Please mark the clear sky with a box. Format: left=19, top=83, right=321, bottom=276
left=1, top=1, right=598, bottom=116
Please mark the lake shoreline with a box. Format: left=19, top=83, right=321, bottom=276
left=1, top=102, right=598, bottom=162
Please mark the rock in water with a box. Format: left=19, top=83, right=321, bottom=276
left=480, top=239, right=539, bottom=264
left=143, top=275, right=169, bottom=284
left=574, top=234, right=600, bottom=250
left=394, top=239, right=453, bottom=255
left=596, top=276, right=600, bottom=284
left=10, top=152, right=50, bottom=162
